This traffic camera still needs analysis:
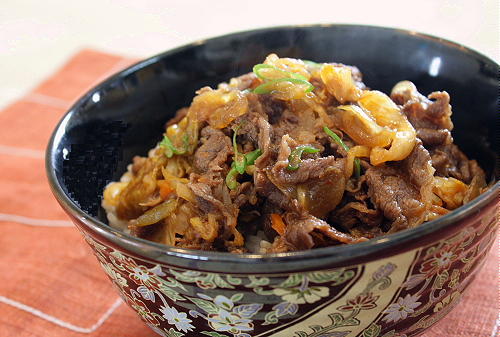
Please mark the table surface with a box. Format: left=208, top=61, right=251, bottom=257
left=1, top=0, right=499, bottom=109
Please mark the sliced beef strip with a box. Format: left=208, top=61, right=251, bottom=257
left=270, top=156, right=343, bottom=186
left=330, top=202, right=383, bottom=229
left=249, top=116, right=300, bottom=214
left=349, top=225, right=385, bottom=240
left=234, top=117, right=260, bottom=151
left=392, top=84, right=487, bottom=194
left=253, top=171, right=298, bottom=212
left=281, top=213, right=367, bottom=251
left=189, top=124, right=242, bottom=247
left=431, top=143, right=471, bottom=182
left=177, top=240, right=217, bottom=251
left=392, top=83, right=453, bottom=148
left=268, top=135, right=344, bottom=189
left=257, top=94, right=314, bottom=145
left=365, top=141, right=435, bottom=232
left=192, top=126, right=233, bottom=174
left=129, top=222, right=159, bottom=240
left=401, top=139, right=436, bottom=191
left=188, top=178, right=242, bottom=247
left=317, top=132, right=349, bottom=158
left=254, top=117, right=273, bottom=166
left=258, top=94, right=288, bottom=124
left=416, top=128, right=452, bottom=147
left=399, top=92, right=454, bottom=147
left=231, top=181, right=258, bottom=208
left=258, top=133, right=347, bottom=220
left=330, top=176, right=383, bottom=233
left=401, top=92, right=453, bottom=130
left=431, top=142, right=486, bottom=186
left=393, top=85, right=486, bottom=185
left=273, top=109, right=301, bottom=141
left=231, top=94, right=271, bottom=150
left=189, top=181, right=225, bottom=214
left=366, top=170, right=424, bottom=231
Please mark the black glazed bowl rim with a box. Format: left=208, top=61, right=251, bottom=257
left=46, top=24, right=499, bottom=269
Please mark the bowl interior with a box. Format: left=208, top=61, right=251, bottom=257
left=50, top=24, right=499, bottom=236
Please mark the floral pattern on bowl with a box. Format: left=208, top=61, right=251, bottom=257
left=78, top=201, right=497, bottom=337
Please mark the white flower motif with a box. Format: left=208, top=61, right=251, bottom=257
left=160, top=305, right=194, bottom=332
left=207, top=309, right=253, bottom=333
left=214, top=295, right=234, bottom=311
left=382, top=294, right=421, bottom=323
left=132, top=267, right=152, bottom=281
left=273, top=286, right=329, bottom=304
left=435, top=251, right=454, bottom=267
left=101, top=262, right=127, bottom=288
left=150, top=264, right=166, bottom=276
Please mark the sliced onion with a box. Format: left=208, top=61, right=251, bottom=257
left=176, top=183, right=196, bottom=203
left=358, top=91, right=417, bottom=165
left=433, top=177, right=468, bottom=209
left=320, top=64, right=362, bottom=103
left=336, top=105, right=394, bottom=148
left=189, top=216, right=218, bottom=242
left=190, top=89, right=248, bottom=129
left=131, top=199, right=178, bottom=227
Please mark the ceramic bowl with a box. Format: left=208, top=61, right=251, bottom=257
left=46, top=25, right=499, bottom=337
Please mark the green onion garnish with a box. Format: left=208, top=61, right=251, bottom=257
left=303, top=60, right=323, bottom=68
left=354, top=158, right=361, bottom=178
left=323, top=126, right=361, bottom=178
left=253, top=64, right=308, bottom=81
left=225, top=165, right=239, bottom=190
left=232, top=126, right=246, bottom=174
left=287, top=145, right=320, bottom=170
left=244, top=149, right=262, bottom=165
left=252, top=63, right=314, bottom=95
left=225, top=149, right=262, bottom=190
left=253, top=78, right=314, bottom=95
left=160, top=134, right=187, bottom=158
left=323, top=126, right=349, bottom=152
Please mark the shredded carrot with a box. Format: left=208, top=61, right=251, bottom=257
left=270, top=213, right=286, bottom=236
left=157, top=180, right=174, bottom=199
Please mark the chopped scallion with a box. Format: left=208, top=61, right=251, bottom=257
left=253, top=78, right=314, bottom=95
left=160, top=135, right=187, bottom=158
left=225, top=166, right=239, bottom=190
left=225, top=148, right=262, bottom=190
left=302, top=60, right=323, bottom=68
left=252, top=63, right=315, bottom=95
left=253, top=64, right=308, bottom=81
left=287, top=145, right=320, bottom=170
left=323, top=126, right=349, bottom=152
left=323, top=126, right=361, bottom=178
left=244, top=149, right=262, bottom=165
left=232, top=126, right=246, bottom=174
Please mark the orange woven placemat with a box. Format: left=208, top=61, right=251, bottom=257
left=0, top=49, right=498, bottom=337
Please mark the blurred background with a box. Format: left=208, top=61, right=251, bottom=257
left=1, top=0, right=498, bottom=109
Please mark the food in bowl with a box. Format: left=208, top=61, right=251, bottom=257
left=102, top=54, right=487, bottom=253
